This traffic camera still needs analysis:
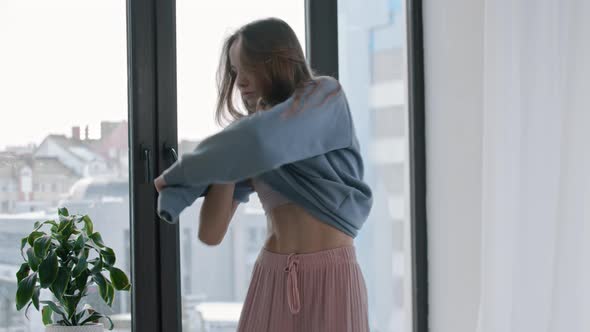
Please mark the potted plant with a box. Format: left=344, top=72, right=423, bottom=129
left=15, top=207, right=131, bottom=331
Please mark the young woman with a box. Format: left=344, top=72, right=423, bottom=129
left=155, top=17, right=370, bottom=332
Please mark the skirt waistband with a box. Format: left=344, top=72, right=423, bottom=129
left=256, top=245, right=358, bottom=270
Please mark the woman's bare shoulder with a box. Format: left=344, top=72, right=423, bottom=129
left=311, top=75, right=340, bottom=86
left=313, top=75, right=338, bottom=82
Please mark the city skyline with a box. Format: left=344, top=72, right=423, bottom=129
left=0, top=0, right=305, bottom=152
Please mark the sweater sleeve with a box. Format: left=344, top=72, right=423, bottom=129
left=198, top=179, right=255, bottom=203
left=160, top=76, right=352, bottom=188
left=157, top=178, right=254, bottom=224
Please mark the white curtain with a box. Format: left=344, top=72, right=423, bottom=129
left=476, top=0, right=590, bottom=331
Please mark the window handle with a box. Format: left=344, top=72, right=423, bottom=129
left=140, top=144, right=152, bottom=184
left=163, top=143, right=178, bottom=162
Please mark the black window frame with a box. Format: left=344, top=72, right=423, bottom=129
left=127, top=0, right=181, bottom=330
left=407, top=1, right=429, bottom=331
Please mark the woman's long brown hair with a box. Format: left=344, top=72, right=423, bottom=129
left=215, top=18, right=324, bottom=126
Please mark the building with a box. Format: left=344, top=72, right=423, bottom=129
left=339, top=0, right=410, bottom=331
left=34, top=133, right=109, bottom=178
left=93, top=121, right=129, bottom=178
left=0, top=121, right=129, bottom=214
left=0, top=152, right=80, bottom=213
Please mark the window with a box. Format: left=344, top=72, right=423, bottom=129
left=175, top=1, right=305, bottom=329
left=182, top=228, right=192, bottom=294
left=0, top=1, right=132, bottom=330
left=338, top=0, right=412, bottom=331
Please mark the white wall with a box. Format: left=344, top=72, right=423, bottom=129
left=423, top=1, right=484, bottom=331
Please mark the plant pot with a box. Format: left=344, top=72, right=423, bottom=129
left=45, top=323, right=104, bottom=332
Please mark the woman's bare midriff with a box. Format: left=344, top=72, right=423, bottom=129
left=262, top=202, right=353, bottom=254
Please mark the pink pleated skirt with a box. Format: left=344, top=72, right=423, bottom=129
left=237, top=246, right=369, bottom=332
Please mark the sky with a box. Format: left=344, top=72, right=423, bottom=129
left=0, top=0, right=305, bottom=151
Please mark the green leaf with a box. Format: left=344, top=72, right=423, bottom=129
left=56, top=246, right=70, bottom=262
left=16, top=272, right=37, bottom=310
left=74, top=308, right=89, bottom=325
left=65, top=257, right=75, bottom=270
left=38, top=250, right=58, bottom=288
left=82, top=215, right=94, bottom=234
left=26, top=248, right=41, bottom=272
left=82, top=248, right=90, bottom=259
left=40, top=300, right=68, bottom=322
left=89, top=232, right=105, bottom=248
left=107, top=282, right=115, bottom=306
left=20, top=237, right=28, bottom=259
left=58, top=207, right=69, bottom=216
left=32, top=286, right=40, bottom=311
left=24, top=301, right=34, bottom=320
left=75, top=307, right=100, bottom=326
left=33, top=235, right=53, bottom=258
left=16, top=263, right=30, bottom=284
left=73, top=234, right=87, bottom=252
left=63, top=238, right=74, bottom=249
left=62, top=294, right=80, bottom=321
left=57, top=219, right=74, bottom=238
left=101, top=247, right=116, bottom=266
left=50, top=267, right=70, bottom=300
left=72, top=255, right=88, bottom=278
left=79, top=312, right=113, bottom=329
left=27, top=231, right=45, bottom=247
left=90, top=257, right=103, bottom=274
left=58, top=213, right=70, bottom=223
left=108, top=267, right=130, bottom=291
left=64, top=225, right=76, bottom=240
left=74, top=270, right=90, bottom=292
left=93, top=273, right=108, bottom=303
left=33, top=220, right=58, bottom=232
left=42, top=305, right=54, bottom=325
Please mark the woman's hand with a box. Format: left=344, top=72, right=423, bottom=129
left=154, top=175, right=167, bottom=193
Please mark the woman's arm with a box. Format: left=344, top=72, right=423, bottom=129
left=198, top=183, right=241, bottom=246
left=160, top=77, right=351, bottom=187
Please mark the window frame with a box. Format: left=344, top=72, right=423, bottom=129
left=127, top=0, right=181, bottom=330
